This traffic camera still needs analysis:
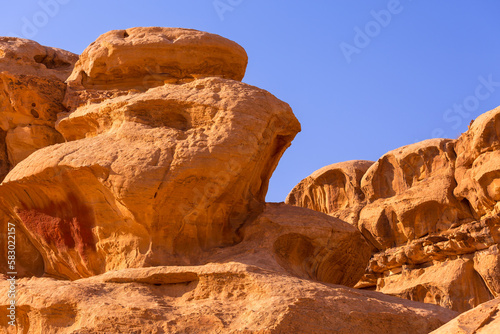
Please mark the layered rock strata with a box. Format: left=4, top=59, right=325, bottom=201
left=287, top=107, right=500, bottom=313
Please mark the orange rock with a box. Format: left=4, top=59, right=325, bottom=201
left=64, top=27, right=248, bottom=110
left=285, top=160, right=374, bottom=225
left=0, top=77, right=301, bottom=279
left=0, top=37, right=77, bottom=180
left=207, top=203, right=372, bottom=287
left=376, top=257, right=493, bottom=313
left=359, top=138, right=473, bottom=250
left=0, top=210, right=44, bottom=279
left=454, top=106, right=500, bottom=219
left=430, top=297, right=500, bottom=334
left=474, top=244, right=500, bottom=297
left=0, top=262, right=457, bottom=334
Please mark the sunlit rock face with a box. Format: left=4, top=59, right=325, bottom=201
left=286, top=160, right=374, bottom=226
left=358, top=138, right=473, bottom=251
left=454, top=106, right=500, bottom=219
left=286, top=106, right=500, bottom=313
left=2, top=74, right=301, bottom=280
left=0, top=37, right=77, bottom=180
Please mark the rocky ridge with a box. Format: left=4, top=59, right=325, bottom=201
left=0, top=27, right=464, bottom=333
left=287, top=106, right=500, bottom=315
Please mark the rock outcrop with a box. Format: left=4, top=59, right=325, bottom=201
left=2, top=26, right=495, bottom=333
left=286, top=160, right=374, bottom=225
left=0, top=262, right=457, bottom=334
left=358, top=138, right=473, bottom=251
left=0, top=37, right=77, bottom=180
left=454, top=107, right=500, bottom=219
left=287, top=108, right=500, bottom=313
left=207, top=203, right=372, bottom=287
left=0, top=27, right=371, bottom=292
left=64, top=27, right=248, bottom=110
left=0, top=75, right=308, bottom=279
left=431, top=297, right=500, bottom=334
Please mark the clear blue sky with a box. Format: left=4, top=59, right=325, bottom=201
left=2, top=1, right=500, bottom=202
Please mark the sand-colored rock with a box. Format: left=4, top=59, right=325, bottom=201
left=64, top=27, right=248, bottom=110
left=376, top=257, right=493, bottom=313
left=431, top=297, right=500, bottom=334
left=0, top=262, right=458, bottom=334
left=474, top=244, right=500, bottom=297
left=455, top=106, right=500, bottom=219
left=0, top=77, right=301, bottom=279
left=207, top=203, right=372, bottom=287
left=364, top=215, right=500, bottom=277
left=0, top=37, right=77, bottom=179
left=0, top=210, right=44, bottom=278
left=5, top=125, right=64, bottom=166
left=285, top=160, right=374, bottom=225
left=359, top=138, right=473, bottom=250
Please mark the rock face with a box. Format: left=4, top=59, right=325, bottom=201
left=64, top=27, right=248, bottom=110
left=0, top=27, right=372, bottom=293
left=0, top=263, right=457, bottom=334
left=454, top=106, right=500, bottom=219
left=208, top=203, right=372, bottom=287
left=1, top=76, right=305, bottom=280
left=431, top=297, right=500, bottom=334
left=359, top=138, right=472, bottom=250
left=286, top=160, right=374, bottom=225
left=0, top=27, right=490, bottom=333
left=0, top=37, right=78, bottom=180
left=377, top=257, right=492, bottom=313
left=287, top=109, right=500, bottom=313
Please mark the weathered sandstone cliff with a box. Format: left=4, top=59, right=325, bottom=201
left=287, top=106, right=500, bottom=315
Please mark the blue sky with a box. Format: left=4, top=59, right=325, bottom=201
left=2, top=1, right=500, bottom=202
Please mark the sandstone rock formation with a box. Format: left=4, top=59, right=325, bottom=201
left=454, top=106, right=500, bottom=219
left=0, top=37, right=77, bottom=180
left=376, top=257, right=492, bottom=313
left=359, top=138, right=473, bottom=250
left=0, top=27, right=371, bottom=292
left=0, top=75, right=308, bottom=280
left=0, top=262, right=457, bottom=334
left=207, top=203, right=372, bottom=287
left=287, top=109, right=500, bottom=314
left=64, top=27, right=248, bottom=111
left=286, top=160, right=374, bottom=225
left=431, top=297, right=500, bottom=334
left=0, top=26, right=492, bottom=333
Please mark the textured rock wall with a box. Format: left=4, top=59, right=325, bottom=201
left=0, top=27, right=473, bottom=333
left=0, top=37, right=77, bottom=180
left=287, top=106, right=500, bottom=313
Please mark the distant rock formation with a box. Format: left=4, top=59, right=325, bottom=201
left=287, top=106, right=500, bottom=314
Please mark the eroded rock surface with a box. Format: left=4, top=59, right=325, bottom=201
left=207, top=203, right=372, bottom=287
left=1, top=77, right=301, bottom=280
left=0, top=263, right=457, bottom=334
left=285, top=160, right=373, bottom=225
left=64, top=27, right=248, bottom=110
left=0, top=37, right=77, bottom=179
left=431, top=297, right=500, bottom=334
left=454, top=106, right=500, bottom=219
left=286, top=109, right=500, bottom=313
left=359, top=138, right=472, bottom=250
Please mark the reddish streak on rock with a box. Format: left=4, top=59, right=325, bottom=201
left=18, top=192, right=96, bottom=260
